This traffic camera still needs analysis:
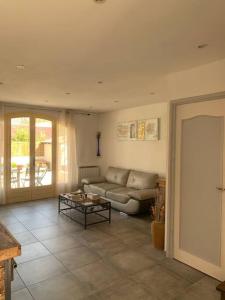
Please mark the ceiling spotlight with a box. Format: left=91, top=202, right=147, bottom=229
left=65, top=92, right=71, bottom=95
left=16, top=65, right=25, bottom=70
left=94, top=0, right=106, bottom=3
left=197, top=44, right=208, bottom=49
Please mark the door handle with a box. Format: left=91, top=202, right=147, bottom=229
left=216, top=187, right=225, bottom=191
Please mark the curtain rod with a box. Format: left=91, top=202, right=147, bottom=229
left=0, top=101, right=97, bottom=116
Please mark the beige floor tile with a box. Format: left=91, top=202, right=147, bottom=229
left=42, top=234, right=84, bottom=253
left=6, top=221, right=28, bottom=234
left=12, top=288, right=33, bottom=300
left=16, top=242, right=50, bottom=264
left=13, top=231, right=38, bottom=246
left=131, top=264, right=191, bottom=300
left=55, top=246, right=101, bottom=270
left=28, top=272, right=92, bottom=300
left=95, top=278, right=157, bottom=300
left=175, top=276, right=221, bottom=300
left=88, top=236, right=128, bottom=257
left=0, top=214, right=18, bottom=225
left=140, top=243, right=166, bottom=261
left=21, top=216, right=56, bottom=230
left=31, top=225, right=66, bottom=240
left=2, top=198, right=219, bottom=300
left=160, top=257, right=205, bottom=283
left=76, top=228, right=113, bottom=243
left=109, top=249, right=156, bottom=274
left=11, top=270, right=25, bottom=292
left=17, top=255, right=67, bottom=285
left=71, top=260, right=122, bottom=292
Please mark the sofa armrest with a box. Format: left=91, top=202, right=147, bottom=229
left=128, top=188, right=156, bottom=200
left=81, top=176, right=106, bottom=185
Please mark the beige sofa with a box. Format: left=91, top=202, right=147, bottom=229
left=82, top=167, right=158, bottom=214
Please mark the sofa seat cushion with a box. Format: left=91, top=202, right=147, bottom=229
left=88, top=182, right=122, bottom=197
left=106, top=187, right=136, bottom=204
left=105, top=167, right=130, bottom=186
left=128, top=188, right=156, bottom=200
left=127, top=170, right=158, bottom=190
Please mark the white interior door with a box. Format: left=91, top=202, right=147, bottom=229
left=174, top=99, right=225, bottom=281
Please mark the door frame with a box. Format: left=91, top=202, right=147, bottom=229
left=4, top=111, right=57, bottom=203
left=166, top=90, right=225, bottom=258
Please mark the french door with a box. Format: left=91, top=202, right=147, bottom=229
left=5, top=113, right=56, bottom=203
left=174, top=99, right=225, bottom=281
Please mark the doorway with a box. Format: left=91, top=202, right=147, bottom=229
left=173, top=99, right=225, bottom=281
left=5, top=112, right=56, bottom=203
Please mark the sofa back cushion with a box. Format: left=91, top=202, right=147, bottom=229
left=105, top=167, right=130, bottom=186
left=127, top=170, right=158, bottom=190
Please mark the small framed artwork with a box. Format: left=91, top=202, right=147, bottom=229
left=137, top=120, right=145, bottom=140
left=117, top=118, right=160, bottom=141
left=129, top=121, right=137, bottom=140
left=145, top=118, right=159, bottom=140
left=117, top=122, right=129, bottom=140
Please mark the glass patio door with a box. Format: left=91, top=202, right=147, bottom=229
left=5, top=113, right=56, bottom=203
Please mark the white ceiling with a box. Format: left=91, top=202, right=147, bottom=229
left=0, top=0, right=225, bottom=112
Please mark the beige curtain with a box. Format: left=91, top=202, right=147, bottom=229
left=56, top=110, right=77, bottom=194
left=0, top=104, right=5, bottom=204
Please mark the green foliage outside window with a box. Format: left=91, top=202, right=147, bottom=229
left=11, top=128, right=47, bottom=156
left=12, top=128, right=29, bottom=142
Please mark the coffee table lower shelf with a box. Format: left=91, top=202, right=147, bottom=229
left=58, top=195, right=111, bottom=229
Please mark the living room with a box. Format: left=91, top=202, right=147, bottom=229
left=1, top=1, right=225, bottom=300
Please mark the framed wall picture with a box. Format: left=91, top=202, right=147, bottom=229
left=128, top=121, right=137, bottom=140
left=117, top=122, right=130, bottom=140
left=145, top=118, right=159, bottom=140
left=137, top=120, right=145, bottom=140
left=117, top=118, right=160, bottom=141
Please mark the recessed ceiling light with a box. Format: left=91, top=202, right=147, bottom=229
left=97, top=81, right=103, bottom=84
left=65, top=92, right=71, bottom=95
left=16, top=65, right=25, bottom=70
left=197, top=44, right=208, bottom=49
left=94, top=0, right=106, bottom=3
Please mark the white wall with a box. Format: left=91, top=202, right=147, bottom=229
left=74, top=114, right=99, bottom=167
left=74, top=58, right=225, bottom=181
left=167, top=58, right=225, bottom=100
left=98, top=102, right=169, bottom=176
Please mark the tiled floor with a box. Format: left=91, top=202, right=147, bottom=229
left=0, top=198, right=221, bottom=300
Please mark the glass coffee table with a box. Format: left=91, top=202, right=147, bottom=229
left=58, top=193, right=111, bottom=229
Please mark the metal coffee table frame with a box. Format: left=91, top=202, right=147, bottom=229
left=58, top=194, right=111, bottom=229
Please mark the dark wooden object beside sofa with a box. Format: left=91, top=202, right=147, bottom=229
left=0, top=223, right=21, bottom=300
left=217, top=282, right=225, bottom=300
left=156, top=177, right=166, bottom=190
left=154, top=177, right=166, bottom=218
left=151, top=177, right=166, bottom=249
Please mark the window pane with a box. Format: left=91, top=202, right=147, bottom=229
left=11, top=117, right=30, bottom=189
left=35, top=118, right=52, bottom=186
